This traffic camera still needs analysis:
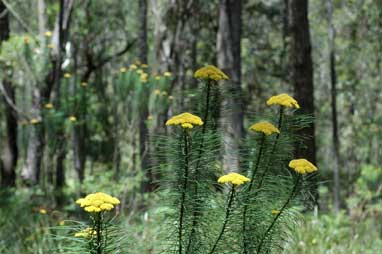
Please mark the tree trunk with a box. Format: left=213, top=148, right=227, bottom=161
left=288, top=0, right=317, bottom=205
left=327, top=0, right=341, bottom=212
left=0, top=2, right=18, bottom=187
left=138, top=0, right=152, bottom=192
left=21, top=90, right=44, bottom=185
left=53, top=0, right=66, bottom=188
left=288, top=0, right=316, bottom=164
left=217, top=0, right=243, bottom=172
left=37, top=0, right=46, bottom=36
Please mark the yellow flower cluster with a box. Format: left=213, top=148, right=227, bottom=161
left=44, top=103, right=53, bottom=109
left=249, top=121, right=280, bottom=136
left=140, top=72, right=148, bottom=83
left=44, top=31, right=52, bottom=37
left=130, top=64, right=138, bottom=70
left=218, top=172, right=250, bottom=186
left=74, top=227, right=97, bottom=238
left=30, top=118, right=40, bottom=124
left=76, top=192, right=120, bottom=213
left=266, top=93, right=300, bottom=109
left=69, top=116, right=77, bottom=122
left=194, top=65, right=229, bottom=81
left=288, top=159, right=317, bottom=174
left=166, top=112, right=203, bottom=129
left=163, top=71, right=172, bottom=77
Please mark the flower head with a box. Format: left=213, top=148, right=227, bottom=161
left=166, top=112, right=203, bottom=129
left=163, top=71, right=172, bottom=77
left=64, top=73, right=71, bottom=78
left=140, top=73, right=148, bottom=83
left=44, top=31, right=53, bottom=37
left=23, top=36, right=29, bottom=44
left=74, top=227, right=97, bottom=238
left=289, top=159, right=317, bottom=174
left=39, top=208, right=47, bottom=214
left=76, top=192, right=120, bottom=213
left=44, top=103, right=53, bottom=109
left=30, top=118, right=40, bottom=124
left=266, top=93, right=300, bottom=109
left=130, top=64, right=138, bottom=70
left=120, top=67, right=127, bottom=73
left=194, top=65, right=229, bottom=81
left=68, top=116, right=77, bottom=122
left=81, top=82, right=88, bottom=87
left=218, top=172, right=250, bottom=186
left=249, top=121, right=280, bottom=136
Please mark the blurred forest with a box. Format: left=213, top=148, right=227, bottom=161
left=0, top=0, right=381, bottom=253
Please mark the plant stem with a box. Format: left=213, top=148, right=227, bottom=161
left=256, top=175, right=301, bottom=254
left=186, top=80, right=211, bottom=254
left=256, top=106, right=285, bottom=191
left=179, top=130, right=190, bottom=254
left=243, top=107, right=285, bottom=253
left=242, top=134, right=265, bottom=253
left=96, top=212, right=102, bottom=254
left=209, top=186, right=236, bottom=254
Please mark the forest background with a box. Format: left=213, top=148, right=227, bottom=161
left=0, top=0, right=381, bottom=253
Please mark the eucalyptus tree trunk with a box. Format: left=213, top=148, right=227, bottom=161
left=217, top=0, right=244, bottom=172
left=21, top=90, right=44, bottom=185
left=0, top=2, right=18, bottom=186
left=37, top=0, right=46, bottom=36
left=288, top=0, right=316, bottom=164
left=327, top=0, right=341, bottom=212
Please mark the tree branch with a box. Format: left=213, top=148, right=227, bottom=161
left=1, top=0, right=35, bottom=34
left=0, top=82, right=30, bottom=120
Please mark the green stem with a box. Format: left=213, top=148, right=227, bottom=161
left=209, top=186, right=236, bottom=254
left=179, top=130, right=190, bottom=254
left=242, top=134, right=265, bottom=253
left=256, top=106, right=285, bottom=190
left=256, top=175, right=301, bottom=254
left=96, top=212, right=102, bottom=254
left=186, top=80, right=211, bottom=254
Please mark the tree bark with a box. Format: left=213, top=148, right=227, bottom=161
left=21, top=89, right=44, bottom=185
left=217, top=0, right=243, bottom=172
left=138, top=0, right=152, bottom=192
left=53, top=0, right=66, bottom=188
left=37, top=0, right=46, bottom=37
left=288, top=0, right=317, bottom=165
left=327, top=0, right=341, bottom=212
left=0, top=2, right=18, bottom=187
left=288, top=0, right=317, bottom=206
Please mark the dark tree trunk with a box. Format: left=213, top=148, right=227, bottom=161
left=327, top=0, right=341, bottom=212
left=138, top=0, right=152, bottom=192
left=289, top=0, right=317, bottom=206
left=217, top=0, right=243, bottom=172
left=288, top=0, right=317, bottom=165
left=0, top=2, right=18, bottom=187
left=53, top=0, right=66, bottom=188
